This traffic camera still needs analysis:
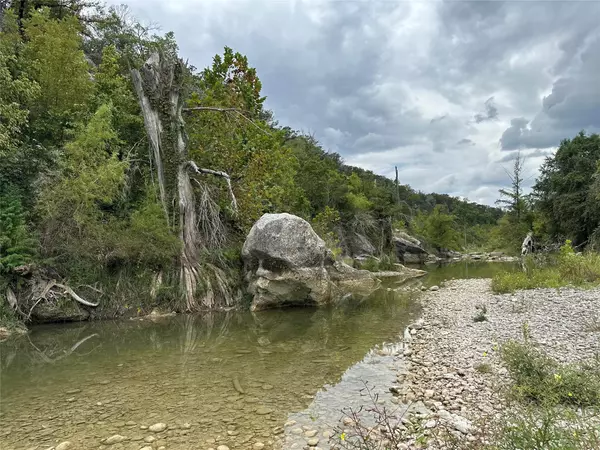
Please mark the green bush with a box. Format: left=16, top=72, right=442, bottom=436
left=495, top=406, right=600, bottom=450
left=491, top=241, right=600, bottom=293
left=501, top=340, right=600, bottom=407
left=0, top=193, right=35, bottom=272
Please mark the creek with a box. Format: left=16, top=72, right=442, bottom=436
left=0, top=261, right=516, bottom=450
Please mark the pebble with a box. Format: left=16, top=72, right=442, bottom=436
left=304, top=430, right=318, bottom=438
left=394, top=279, right=600, bottom=447
left=149, top=423, right=167, bottom=432
left=55, top=442, right=72, bottom=450
left=103, top=435, right=126, bottom=445
left=255, top=406, right=273, bottom=415
left=307, top=438, right=319, bottom=446
left=253, top=443, right=265, bottom=450
left=217, top=446, right=230, bottom=450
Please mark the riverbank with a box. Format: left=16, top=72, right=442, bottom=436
left=392, top=278, right=600, bottom=448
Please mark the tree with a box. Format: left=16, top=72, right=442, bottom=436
left=0, top=9, right=39, bottom=156
left=496, top=152, right=528, bottom=222
left=23, top=8, right=93, bottom=143
left=415, top=205, right=460, bottom=251
left=533, top=132, right=600, bottom=247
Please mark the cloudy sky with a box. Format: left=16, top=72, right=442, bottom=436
left=108, top=0, right=600, bottom=205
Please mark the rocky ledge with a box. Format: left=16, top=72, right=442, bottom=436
left=390, top=279, right=600, bottom=448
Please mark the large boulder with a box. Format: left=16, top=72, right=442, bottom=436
left=242, top=214, right=379, bottom=310
left=393, top=231, right=429, bottom=264
left=242, top=213, right=330, bottom=269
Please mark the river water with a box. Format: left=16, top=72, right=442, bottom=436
left=0, top=262, right=515, bottom=450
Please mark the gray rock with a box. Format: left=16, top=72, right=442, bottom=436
left=347, top=232, right=376, bottom=256
left=307, top=438, right=319, bottom=446
left=393, top=231, right=429, bottom=264
left=242, top=213, right=381, bottom=310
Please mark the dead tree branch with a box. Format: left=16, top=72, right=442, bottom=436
left=187, top=161, right=238, bottom=212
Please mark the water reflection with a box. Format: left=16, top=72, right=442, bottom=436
left=0, top=289, right=419, bottom=450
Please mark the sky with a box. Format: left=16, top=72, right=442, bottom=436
left=107, top=0, right=600, bottom=205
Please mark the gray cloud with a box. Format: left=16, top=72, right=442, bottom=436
left=474, top=97, right=498, bottom=123
left=109, top=0, right=600, bottom=205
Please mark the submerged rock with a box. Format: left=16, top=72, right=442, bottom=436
left=242, top=213, right=381, bottom=310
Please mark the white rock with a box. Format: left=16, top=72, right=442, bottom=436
left=56, top=442, right=72, bottom=450
left=149, top=423, right=167, bottom=432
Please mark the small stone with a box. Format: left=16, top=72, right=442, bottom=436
left=424, top=420, right=437, bottom=429
left=291, top=428, right=303, bottom=435
left=425, top=389, right=435, bottom=399
left=285, top=420, right=297, bottom=427
left=125, top=421, right=136, bottom=426
left=253, top=443, right=265, bottom=450
left=140, top=425, right=148, bottom=430
left=149, top=423, right=167, bottom=432
left=56, top=442, right=72, bottom=450
left=140, top=447, right=153, bottom=450
left=342, top=417, right=354, bottom=426
left=181, top=423, right=191, bottom=429
left=262, top=384, right=274, bottom=390
left=430, top=285, right=439, bottom=291
left=255, top=406, right=274, bottom=415
left=307, top=438, right=319, bottom=446
left=227, top=430, right=239, bottom=436
left=144, top=436, right=156, bottom=443
left=103, top=435, right=126, bottom=445
left=65, top=389, right=81, bottom=395
left=66, top=397, right=75, bottom=402
left=217, top=446, right=230, bottom=450
left=304, top=430, right=318, bottom=438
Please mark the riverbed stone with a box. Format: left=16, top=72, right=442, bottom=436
left=55, top=442, right=72, bottom=450
left=217, top=445, right=230, bottom=450
left=307, top=438, right=319, bottom=446
left=149, top=423, right=167, bottom=432
left=103, top=434, right=126, bottom=445
left=255, top=406, right=273, bottom=415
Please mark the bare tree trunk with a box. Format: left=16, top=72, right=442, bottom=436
left=131, top=51, right=238, bottom=311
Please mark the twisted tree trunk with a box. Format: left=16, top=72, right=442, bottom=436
left=131, top=52, right=237, bottom=310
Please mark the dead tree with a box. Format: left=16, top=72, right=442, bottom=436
left=131, top=51, right=237, bottom=311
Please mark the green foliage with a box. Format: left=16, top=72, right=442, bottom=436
left=311, top=207, right=343, bottom=258
left=413, top=205, right=460, bottom=251
left=501, top=340, right=600, bottom=407
left=492, top=245, right=600, bottom=293
left=534, top=132, right=600, bottom=247
left=490, top=214, right=532, bottom=255
left=0, top=11, right=40, bottom=156
left=494, top=406, right=600, bottom=450
left=0, top=193, right=35, bottom=272
left=24, top=8, right=93, bottom=141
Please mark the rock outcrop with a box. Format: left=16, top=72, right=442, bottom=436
left=393, top=231, right=430, bottom=264
left=242, top=213, right=383, bottom=310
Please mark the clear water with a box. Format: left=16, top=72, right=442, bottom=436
left=0, top=262, right=516, bottom=450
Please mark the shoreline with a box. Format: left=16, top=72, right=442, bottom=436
left=391, top=278, right=600, bottom=448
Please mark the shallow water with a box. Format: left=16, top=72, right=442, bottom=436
left=0, top=262, right=516, bottom=450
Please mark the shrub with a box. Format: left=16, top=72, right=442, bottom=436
left=491, top=242, right=600, bottom=293
left=501, top=340, right=600, bottom=407
left=495, top=406, right=600, bottom=450
left=473, top=304, right=488, bottom=322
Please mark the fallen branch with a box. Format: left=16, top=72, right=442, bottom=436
left=54, top=283, right=99, bottom=307
left=187, top=161, right=238, bottom=212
